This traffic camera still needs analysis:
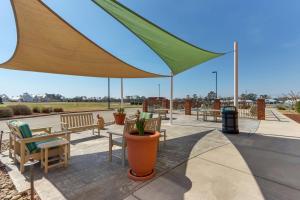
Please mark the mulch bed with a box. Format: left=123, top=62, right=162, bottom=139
left=284, top=114, right=300, bottom=123
left=0, top=141, right=40, bottom=200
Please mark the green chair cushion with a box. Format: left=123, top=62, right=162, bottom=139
left=8, top=120, right=38, bottom=153
left=140, top=112, right=153, bottom=120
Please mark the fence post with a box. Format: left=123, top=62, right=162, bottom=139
left=142, top=99, right=148, bottom=112
left=162, top=99, right=170, bottom=109
left=257, top=99, right=265, bottom=120
left=184, top=99, right=192, bottom=115
left=213, top=99, right=221, bottom=110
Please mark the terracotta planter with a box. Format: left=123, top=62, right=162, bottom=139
left=125, top=131, right=160, bottom=181
left=113, top=113, right=126, bottom=125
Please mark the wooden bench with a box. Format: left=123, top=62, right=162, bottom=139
left=60, top=113, right=101, bottom=135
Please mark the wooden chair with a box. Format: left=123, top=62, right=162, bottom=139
left=156, top=117, right=167, bottom=147
left=107, top=118, right=160, bottom=166
left=107, top=119, right=136, bottom=166
left=7, top=121, right=70, bottom=173
left=60, top=112, right=101, bottom=135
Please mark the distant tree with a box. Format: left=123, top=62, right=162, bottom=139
left=240, top=93, right=247, bottom=100
left=284, top=91, right=300, bottom=109
left=240, top=93, right=257, bottom=101
left=192, top=94, right=198, bottom=100
left=206, top=91, right=216, bottom=101
left=259, top=94, right=271, bottom=99
left=288, top=91, right=300, bottom=101
left=0, top=97, right=3, bottom=104
left=198, top=95, right=204, bottom=101
left=247, top=93, right=257, bottom=101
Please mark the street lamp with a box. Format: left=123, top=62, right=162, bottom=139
left=212, top=71, right=218, bottom=99
left=107, top=78, right=110, bottom=109
left=158, top=84, right=161, bottom=99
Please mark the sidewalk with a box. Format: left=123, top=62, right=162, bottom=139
left=126, top=109, right=300, bottom=200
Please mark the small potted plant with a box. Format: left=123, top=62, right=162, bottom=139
left=125, top=118, right=160, bottom=181
left=113, top=107, right=126, bottom=125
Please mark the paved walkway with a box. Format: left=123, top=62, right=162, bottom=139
left=1, top=109, right=300, bottom=200
left=127, top=109, right=300, bottom=200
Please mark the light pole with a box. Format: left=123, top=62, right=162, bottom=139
left=107, top=78, right=110, bottom=109
left=158, top=84, right=160, bottom=99
left=212, top=71, right=218, bottom=99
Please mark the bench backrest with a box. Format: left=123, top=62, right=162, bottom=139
left=60, top=113, right=94, bottom=129
left=123, top=117, right=160, bottom=137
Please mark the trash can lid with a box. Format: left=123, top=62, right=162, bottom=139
left=222, top=106, right=237, bottom=113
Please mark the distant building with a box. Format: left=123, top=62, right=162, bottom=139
left=11, top=96, right=22, bottom=102
left=20, top=93, right=34, bottom=102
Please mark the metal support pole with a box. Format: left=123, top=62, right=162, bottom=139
left=170, top=74, right=173, bottom=125
left=216, top=72, right=218, bottom=98
left=108, top=78, right=110, bottom=109
left=158, top=84, right=160, bottom=99
left=212, top=71, right=218, bottom=99
left=0, top=131, right=3, bottom=153
left=121, top=78, right=124, bottom=108
left=234, top=41, right=239, bottom=107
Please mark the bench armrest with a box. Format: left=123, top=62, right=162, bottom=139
left=17, top=131, right=71, bottom=144
left=107, top=131, right=123, bottom=137
left=31, top=127, right=52, bottom=134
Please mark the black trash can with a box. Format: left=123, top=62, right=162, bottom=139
left=222, top=106, right=239, bottom=134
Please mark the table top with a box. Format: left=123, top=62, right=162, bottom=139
left=37, top=138, right=69, bottom=149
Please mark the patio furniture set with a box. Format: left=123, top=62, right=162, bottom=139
left=5, top=111, right=167, bottom=177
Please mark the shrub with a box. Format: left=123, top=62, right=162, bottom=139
left=277, top=105, right=286, bottom=110
left=32, top=106, right=41, bottom=113
left=0, top=107, right=13, bottom=118
left=296, top=101, right=300, bottom=113
left=7, top=105, right=32, bottom=115
left=41, top=107, right=53, bottom=113
left=53, top=107, right=64, bottom=112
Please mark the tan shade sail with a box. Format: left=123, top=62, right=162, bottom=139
left=0, top=0, right=163, bottom=78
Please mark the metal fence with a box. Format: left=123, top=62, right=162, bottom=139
left=238, top=105, right=257, bottom=119
left=221, top=101, right=257, bottom=119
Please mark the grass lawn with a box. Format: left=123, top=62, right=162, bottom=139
left=0, top=102, right=141, bottom=112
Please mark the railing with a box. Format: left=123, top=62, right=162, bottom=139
left=220, top=101, right=257, bottom=119
left=238, top=105, right=257, bottom=119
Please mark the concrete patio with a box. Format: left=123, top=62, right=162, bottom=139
left=1, top=109, right=300, bottom=200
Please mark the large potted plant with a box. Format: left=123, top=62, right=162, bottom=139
left=125, top=118, right=160, bottom=181
left=114, top=108, right=126, bottom=125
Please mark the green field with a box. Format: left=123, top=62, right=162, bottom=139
left=0, top=102, right=141, bottom=112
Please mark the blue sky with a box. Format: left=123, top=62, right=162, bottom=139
left=0, top=0, right=300, bottom=98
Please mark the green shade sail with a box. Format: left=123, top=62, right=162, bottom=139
left=93, top=0, right=224, bottom=75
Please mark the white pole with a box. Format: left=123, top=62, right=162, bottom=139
left=170, top=73, right=173, bottom=125
left=121, top=78, right=124, bottom=108
left=234, top=41, right=239, bottom=107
